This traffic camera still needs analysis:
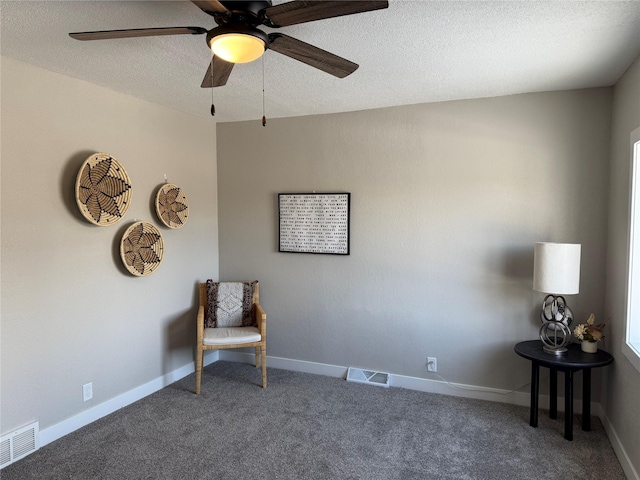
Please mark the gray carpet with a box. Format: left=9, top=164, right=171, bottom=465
left=2, top=361, right=625, bottom=479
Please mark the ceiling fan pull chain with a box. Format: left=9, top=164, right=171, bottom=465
left=210, top=53, right=215, bottom=117
left=262, top=55, right=267, bottom=127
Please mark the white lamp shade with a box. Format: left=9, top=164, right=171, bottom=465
left=533, top=242, right=581, bottom=294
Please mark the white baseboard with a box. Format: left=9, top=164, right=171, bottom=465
left=220, top=351, right=590, bottom=412
left=37, top=351, right=638, bottom=480
left=601, top=412, right=640, bottom=480
left=39, top=351, right=219, bottom=447
left=220, top=350, right=348, bottom=378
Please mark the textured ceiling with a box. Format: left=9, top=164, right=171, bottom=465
left=2, top=1, right=640, bottom=123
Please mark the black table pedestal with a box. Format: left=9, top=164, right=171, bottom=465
left=515, top=340, right=613, bottom=441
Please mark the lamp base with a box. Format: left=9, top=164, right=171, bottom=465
left=539, top=295, right=572, bottom=355
left=542, top=345, right=568, bottom=355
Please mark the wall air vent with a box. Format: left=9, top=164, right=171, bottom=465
left=346, top=367, right=390, bottom=388
left=0, top=421, right=39, bottom=469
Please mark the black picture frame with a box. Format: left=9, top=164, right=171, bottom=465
left=278, top=193, right=350, bottom=255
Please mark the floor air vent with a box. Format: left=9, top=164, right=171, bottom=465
left=346, top=367, right=390, bottom=388
left=0, top=421, right=39, bottom=469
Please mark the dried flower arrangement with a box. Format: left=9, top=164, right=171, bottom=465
left=573, top=314, right=606, bottom=343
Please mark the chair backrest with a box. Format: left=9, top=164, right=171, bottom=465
left=200, top=281, right=259, bottom=328
left=199, top=282, right=260, bottom=306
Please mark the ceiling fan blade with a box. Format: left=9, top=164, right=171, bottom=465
left=268, top=33, right=357, bottom=78
left=191, top=0, right=229, bottom=16
left=264, top=1, right=388, bottom=27
left=201, top=56, right=235, bottom=88
left=69, top=27, right=208, bottom=41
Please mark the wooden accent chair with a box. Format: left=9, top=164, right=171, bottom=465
left=195, top=281, right=267, bottom=394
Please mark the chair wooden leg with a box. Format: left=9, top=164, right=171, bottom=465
left=255, top=346, right=261, bottom=368
left=195, top=346, right=203, bottom=395
left=261, top=345, right=267, bottom=389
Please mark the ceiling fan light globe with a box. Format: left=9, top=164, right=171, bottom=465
left=209, top=33, right=265, bottom=64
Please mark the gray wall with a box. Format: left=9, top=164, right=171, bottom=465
left=217, top=89, right=612, bottom=390
left=0, top=57, right=219, bottom=434
left=604, top=54, right=640, bottom=475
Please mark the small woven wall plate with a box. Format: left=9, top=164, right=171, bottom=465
left=120, top=221, right=164, bottom=276
left=75, top=153, right=132, bottom=226
left=155, top=183, right=189, bottom=229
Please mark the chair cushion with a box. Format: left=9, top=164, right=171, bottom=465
left=205, top=280, right=257, bottom=328
left=203, top=327, right=262, bottom=345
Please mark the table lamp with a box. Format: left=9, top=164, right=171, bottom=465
left=533, top=242, right=581, bottom=355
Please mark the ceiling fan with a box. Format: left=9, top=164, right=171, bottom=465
left=69, top=1, right=389, bottom=89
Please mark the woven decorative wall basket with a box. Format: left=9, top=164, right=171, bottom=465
left=75, top=153, right=132, bottom=226
left=155, top=183, right=189, bottom=229
left=120, top=221, right=164, bottom=276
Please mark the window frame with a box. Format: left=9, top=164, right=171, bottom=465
left=624, top=126, right=640, bottom=373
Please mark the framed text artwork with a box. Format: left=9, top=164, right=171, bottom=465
left=279, top=193, right=350, bottom=255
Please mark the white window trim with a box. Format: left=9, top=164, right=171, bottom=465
left=624, top=125, right=640, bottom=373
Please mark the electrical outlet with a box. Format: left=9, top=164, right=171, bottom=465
left=83, top=382, right=93, bottom=402
left=427, top=357, right=437, bottom=372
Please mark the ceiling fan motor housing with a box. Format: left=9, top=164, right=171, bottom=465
left=207, top=24, right=268, bottom=45
left=216, top=1, right=273, bottom=26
